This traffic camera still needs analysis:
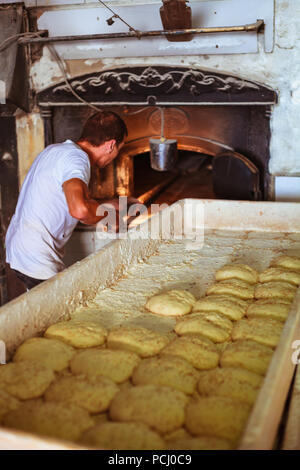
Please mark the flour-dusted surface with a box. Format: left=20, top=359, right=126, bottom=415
left=70, top=228, right=300, bottom=333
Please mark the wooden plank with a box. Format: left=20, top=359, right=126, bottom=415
left=238, top=288, right=300, bottom=450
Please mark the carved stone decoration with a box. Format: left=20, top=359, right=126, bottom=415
left=149, top=107, right=189, bottom=135
left=38, top=66, right=277, bottom=106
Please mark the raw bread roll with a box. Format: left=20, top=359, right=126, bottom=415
left=174, top=311, right=232, bottom=343
left=254, top=281, right=297, bottom=301
left=44, top=374, right=119, bottom=413
left=164, top=428, right=192, bottom=441
left=0, top=389, right=20, bottom=423
left=271, top=255, right=300, bottom=272
left=247, top=299, right=291, bottom=322
left=232, top=317, right=283, bottom=348
left=107, top=325, right=170, bottom=357
left=206, top=280, right=255, bottom=300
left=3, top=400, right=94, bottom=442
left=166, top=436, right=232, bottom=450
left=259, top=267, right=300, bottom=286
left=197, top=367, right=262, bottom=405
left=185, top=396, right=251, bottom=443
left=0, top=361, right=55, bottom=400
left=132, top=355, right=199, bottom=395
left=13, top=337, right=76, bottom=372
left=45, top=320, right=107, bottom=348
left=220, top=339, right=273, bottom=376
left=193, top=295, right=248, bottom=321
left=145, top=289, right=196, bottom=316
left=81, top=422, right=165, bottom=450
left=70, top=348, right=140, bottom=384
left=215, top=264, right=258, bottom=285
left=109, top=384, right=188, bottom=434
left=160, top=334, right=219, bottom=370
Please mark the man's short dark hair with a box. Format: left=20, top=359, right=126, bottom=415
left=79, top=110, right=128, bottom=146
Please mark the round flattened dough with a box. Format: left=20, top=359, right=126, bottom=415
left=160, top=334, right=219, bottom=370
left=81, top=422, right=165, bottom=450
left=215, top=264, right=258, bottom=285
left=247, top=299, right=291, bottom=322
left=206, top=279, right=255, bottom=300
left=3, top=400, right=94, bottom=442
left=254, top=281, right=297, bottom=301
left=174, top=311, right=232, bottom=343
left=70, top=348, right=141, bottom=383
left=44, top=374, right=119, bottom=413
left=271, top=255, right=300, bottom=272
left=164, top=428, right=191, bottom=441
left=109, top=384, right=189, bottom=434
left=0, top=389, right=20, bottom=423
left=185, top=396, right=251, bottom=444
left=167, top=436, right=233, bottom=450
left=259, top=267, right=300, bottom=286
left=220, top=339, right=273, bottom=376
left=232, top=317, right=283, bottom=348
left=145, top=290, right=196, bottom=316
left=13, top=337, right=75, bottom=372
left=197, top=367, right=262, bottom=405
left=132, top=355, right=199, bottom=395
left=0, top=361, right=55, bottom=400
left=107, top=325, right=170, bottom=357
left=193, top=295, right=248, bottom=321
left=44, top=320, right=107, bottom=348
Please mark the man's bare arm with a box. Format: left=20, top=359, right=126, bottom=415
left=62, top=178, right=106, bottom=225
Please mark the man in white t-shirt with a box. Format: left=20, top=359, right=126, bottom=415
left=5, top=110, right=128, bottom=290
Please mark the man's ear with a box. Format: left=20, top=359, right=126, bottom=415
left=106, top=139, right=116, bottom=152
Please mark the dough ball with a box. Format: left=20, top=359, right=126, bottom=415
left=254, top=281, right=297, bottom=301
left=167, top=436, right=233, bottom=450
left=45, top=320, right=107, bottom=348
left=197, top=367, right=262, bottom=405
left=0, top=361, right=55, bottom=400
left=271, top=255, right=300, bottom=272
left=3, top=399, right=94, bottom=442
left=44, top=374, right=119, bottom=413
left=107, top=325, right=170, bottom=357
left=0, top=388, right=20, bottom=423
left=70, top=348, right=140, bottom=383
left=13, top=337, right=75, bottom=372
left=185, top=396, right=251, bottom=444
left=145, top=290, right=196, bottom=316
left=259, top=267, right=300, bottom=286
left=109, top=384, right=188, bottom=434
left=215, top=264, right=258, bottom=285
left=247, top=299, right=291, bottom=322
left=206, top=280, right=255, bottom=300
left=160, top=334, right=219, bottom=370
left=193, top=295, right=248, bottom=321
left=232, top=317, right=283, bottom=348
left=81, top=422, right=165, bottom=450
left=132, top=355, right=199, bottom=395
left=174, top=311, right=232, bottom=343
left=220, top=339, right=273, bottom=376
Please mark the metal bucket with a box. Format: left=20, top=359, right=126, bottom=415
left=149, top=138, right=178, bottom=171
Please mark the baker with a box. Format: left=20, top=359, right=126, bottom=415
left=5, top=110, right=128, bottom=290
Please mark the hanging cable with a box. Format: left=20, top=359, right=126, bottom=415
left=97, top=0, right=140, bottom=36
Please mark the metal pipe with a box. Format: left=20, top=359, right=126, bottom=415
left=18, top=20, right=264, bottom=45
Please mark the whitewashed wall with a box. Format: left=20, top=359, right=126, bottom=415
left=1, top=0, right=299, bottom=181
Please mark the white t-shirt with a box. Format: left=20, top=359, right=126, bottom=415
left=5, top=140, right=91, bottom=279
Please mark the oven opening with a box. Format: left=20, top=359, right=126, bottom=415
left=133, top=150, right=214, bottom=205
